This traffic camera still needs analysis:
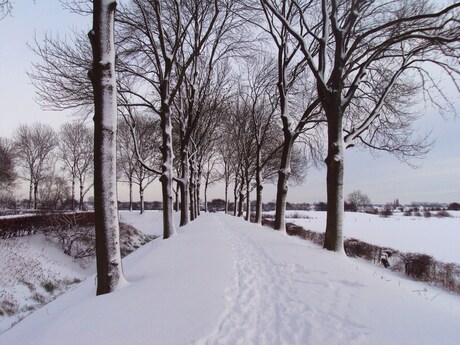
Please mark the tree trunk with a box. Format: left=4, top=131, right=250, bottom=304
left=323, top=112, right=345, bottom=253
left=79, top=177, right=84, bottom=211
left=89, top=0, right=125, bottom=296
left=204, top=180, right=209, bottom=213
left=33, top=181, right=38, bottom=210
left=245, top=177, right=250, bottom=221
left=233, top=176, right=238, bottom=216
left=128, top=179, right=133, bottom=212
left=189, top=156, right=196, bottom=221
left=159, top=113, right=176, bottom=238
left=174, top=181, right=180, bottom=212
left=139, top=185, right=144, bottom=214
left=254, top=150, right=263, bottom=225
left=274, top=137, right=293, bottom=233
left=237, top=184, right=244, bottom=218
left=224, top=180, right=229, bottom=214
left=196, top=166, right=202, bottom=216
left=179, top=148, right=190, bottom=226
left=71, top=177, right=76, bottom=211
left=28, top=180, right=33, bottom=209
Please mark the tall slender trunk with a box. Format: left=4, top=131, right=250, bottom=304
left=128, top=179, right=133, bottom=212
left=274, top=136, right=293, bottom=233
left=28, top=180, right=33, bottom=209
left=174, top=181, right=180, bottom=212
left=79, top=177, right=84, bottom=211
left=71, top=177, right=76, bottom=211
left=323, top=111, right=345, bottom=252
left=204, top=182, right=208, bottom=212
left=159, top=111, right=176, bottom=238
left=196, top=166, right=202, bottom=216
left=189, top=158, right=196, bottom=220
left=33, top=181, right=38, bottom=210
left=245, top=176, right=250, bottom=221
left=89, top=0, right=125, bottom=295
left=224, top=180, right=229, bottom=214
left=179, top=148, right=190, bottom=226
left=233, top=177, right=238, bottom=216
left=255, top=150, right=263, bottom=225
left=139, top=184, right=144, bottom=214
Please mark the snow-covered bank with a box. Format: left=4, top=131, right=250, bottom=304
left=0, top=211, right=164, bottom=334
left=1, top=213, right=459, bottom=345
left=0, top=235, right=90, bottom=333
left=275, top=211, right=460, bottom=264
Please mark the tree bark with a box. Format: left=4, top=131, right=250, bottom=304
left=71, top=178, right=76, bottom=211
left=139, top=185, right=144, bottom=214
left=224, top=179, right=229, bottom=214
left=179, top=148, right=190, bottom=226
left=89, top=0, right=125, bottom=296
left=159, top=111, right=176, bottom=238
left=323, top=111, right=345, bottom=252
left=28, top=180, right=32, bottom=209
left=79, top=177, right=84, bottom=211
left=274, top=137, right=293, bottom=233
left=128, top=179, right=133, bottom=212
left=33, top=181, right=38, bottom=210
left=254, top=150, right=263, bottom=225
left=245, top=177, right=250, bottom=221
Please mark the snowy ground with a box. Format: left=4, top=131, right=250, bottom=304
left=1, top=212, right=459, bottom=345
left=0, top=235, right=91, bottom=333
left=273, top=210, right=460, bottom=264
left=0, top=210, right=170, bottom=334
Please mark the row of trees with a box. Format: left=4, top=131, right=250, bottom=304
left=4, top=0, right=459, bottom=294
left=0, top=122, right=92, bottom=210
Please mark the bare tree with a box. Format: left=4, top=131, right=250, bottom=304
left=116, top=0, right=222, bottom=238
left=202, top=152, right=221, bottom=213
left=347, top=190, right=371, bottom=212
left=246, top=0, right=325, bottom=232
left=0, top=137, right=16, bottom=191
left=13, top=123, right=57, bottom=209
left=89, top=0, right=125, bottom=295
left=0, top=0, right=12, bottom=19
left=260, top=0, right=460, bottom=251
left=117, top=116, right=159, bottom=214
left=58, top=121, right=93, bottom=210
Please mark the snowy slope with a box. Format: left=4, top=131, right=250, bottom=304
left=0, top=234, right=91, bottom=333
left=1, top=213, right=460, bottom=345
left=279, top=211, right=460, bottom=264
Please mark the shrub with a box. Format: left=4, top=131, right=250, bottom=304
left=42, top=281, right=57, bottom=294
left=436, top=210, right=451, bottom=218
left=285, top=211, right=311, bottom=219
left=403, top=210, right=412, bottom=216
left=0, top=299, right=18, bottom=316
left=414, top=211, right=422, bottom=217
left=344, top=238, right=379, bottom=261
left=403, top=253, right=433, bottom=281
left=423, top=210, right=432, bottom=218
left=379, top=208, right=393, bottom=217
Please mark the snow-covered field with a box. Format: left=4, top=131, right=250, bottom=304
left=275, top=211, right=460, bottom=264
left=1, top=211, right=459, bottom=345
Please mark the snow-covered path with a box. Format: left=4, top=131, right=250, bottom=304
left=196, top=216, right=311, bottom=345
left=196, top=215, right=460, bottom=345
left=1, top=212, right=460, bottom=345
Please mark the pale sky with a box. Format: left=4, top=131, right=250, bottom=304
left=1, top=2, right=459, bottom=205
